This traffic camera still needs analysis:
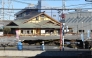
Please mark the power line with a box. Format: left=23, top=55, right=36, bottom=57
left=66, top=3, right=92, bottom=7
left=12, top=0, right=90, bottom=8
left=12, top=0, right=31, bottom=4
left=0, top=8, right=80, bottom=10
left=1, top=7, right=92, bottom=10
left=12, top=0, right=92, bottom=7
left=17, top=0, right=78, bottom=1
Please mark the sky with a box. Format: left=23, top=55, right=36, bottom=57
left=12, top=0, right=88, bottom=8
left=0, top=0, right=92, bottom=20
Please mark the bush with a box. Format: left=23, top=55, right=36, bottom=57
left=3, top=27, right=11, bottom=35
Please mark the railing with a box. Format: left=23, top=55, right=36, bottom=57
left=0, top=45, right=60, bottom=51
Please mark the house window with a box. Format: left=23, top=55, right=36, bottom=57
left=53, top=15, right=56, bottom=17
left=29, top=30, right=31, bottom=34
left=36, top=17, right=39, bottom=20
left=27, top=30, right=29, bottom=34
left=68, top=29, right=73, bottom=32
left=79, top=30, right=84, bottom=32
left=40, top=14, right=44, bottom=20
left=29, top=30, right=33, bottom=34
left=23, top=30, right=27, bottom=34
left=91, top=30, right=92, bottom=32
left=50, top=30, right=54, bottom=35
left=41, top=14, right=44, bottom=17
left=21, top=30, right=23, bottom=34
left=45, top=30, right=49, bottom=34
left=22, top=30, right=33, bottom=34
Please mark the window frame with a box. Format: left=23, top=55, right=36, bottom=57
left=36, top=16, right=39, bottom=20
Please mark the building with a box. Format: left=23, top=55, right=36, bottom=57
left=65, top=10, right=92, bottom=34
left=5, top=12, right=61, bottom=36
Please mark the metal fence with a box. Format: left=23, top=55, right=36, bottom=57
left=0, top=45, right=60, bottom=51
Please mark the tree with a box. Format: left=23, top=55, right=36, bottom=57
left=3, top=27, right=11, bottom=36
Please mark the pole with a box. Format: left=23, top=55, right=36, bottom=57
left=76, top=9, right=79, bottom=42
left=62, top=23, right=65, bottom=51
left=62, top=0, right=65, bottom=51
left=82, top=22, right=85, bottom=49
left=2, top=0, right=4, bottom=36
left=60, top=23, right=62, bottom=51
left=51, top=8, right=52, bottom=17
left=2, top=0, right=4, bottom=21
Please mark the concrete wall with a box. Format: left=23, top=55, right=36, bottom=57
left=0, top=51, right=44, bottom=57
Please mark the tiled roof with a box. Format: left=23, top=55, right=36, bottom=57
left=5, top=20, right=60, bottom=28
left=5, top=12, right=60, bottom=28
left=4, top=26, right=19, bottom=28
left=19, top=23, right=38, bottom=28
left=16, top=12, right=41, bottom=19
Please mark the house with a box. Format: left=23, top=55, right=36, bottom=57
left=5, top=12, right=61, bottom=36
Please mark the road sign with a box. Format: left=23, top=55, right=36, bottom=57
left=81, top=33, right=84, bottom=42
left=87, top=30, right=90, bottom=39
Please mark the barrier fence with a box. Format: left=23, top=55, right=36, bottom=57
left=0, top=45, right=60, bottom=51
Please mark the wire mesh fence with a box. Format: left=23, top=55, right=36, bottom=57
left=0, top=45, right=60, bottom=51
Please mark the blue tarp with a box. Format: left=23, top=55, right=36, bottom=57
left=17, top=41, right=23, bottom=50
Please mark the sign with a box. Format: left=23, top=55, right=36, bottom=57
left=16, top=30, right=19, bottom=40
left=0, top=32, right=3, bottom=36
left=41, top=30, right=45, bottom=33
left=87, top=30, right=90, bottom=39
left=61, top=13, right=65, bottom=19
left=81, top=33, right=84, bottom=41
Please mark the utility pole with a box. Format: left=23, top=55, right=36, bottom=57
left=1, top=0, right=14, bottom=20
left=8, top=0, right=11, bottom=20
left=60, top=0, right=66, bottom=51
left=1, top=0, right=4, bottom=30
left=76, top=9, right=79, bottom=34
left=62, top=0, right=65, bottom=51
left=1, top=0, right=4, bottom=36
left=7, top=0, right=14, bottom=20
left=2, top=0, right=4, bottom=21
